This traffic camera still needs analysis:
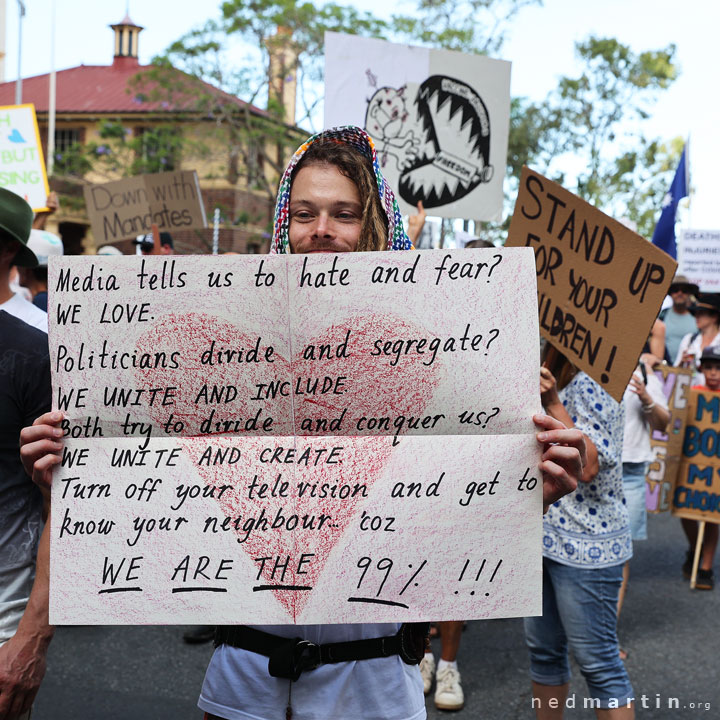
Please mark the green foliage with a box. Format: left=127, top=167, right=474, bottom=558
left=392, top=0, right=540, bottom=54
left=523, top=36, right=680, bottom=238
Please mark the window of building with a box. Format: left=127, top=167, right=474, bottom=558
left=133, top=126, right=179, bottom=173
left=54, top=128, right=82, bottom=153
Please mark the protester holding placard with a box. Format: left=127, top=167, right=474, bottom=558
left=20, top=126, right=586, bottom=720
left=526, top=349, right=633, bottom=717
left=677, top=347, right=720, bottom=590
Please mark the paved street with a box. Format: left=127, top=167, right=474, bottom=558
left=34, top=510, right=718, bottom=719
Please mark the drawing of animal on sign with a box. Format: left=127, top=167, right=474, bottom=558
left=324, top=33, right=511, bottom=221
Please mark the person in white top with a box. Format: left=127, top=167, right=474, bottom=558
left=674, top=294, right=720, bottom=385
left=18, top=127, right=587, bottom=720
left=617, top=355, right=669, bottom=644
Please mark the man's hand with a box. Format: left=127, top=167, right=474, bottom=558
left=406, top=201, right=426, bottom=247
left=31, top=192, right=59, bottom=230
left=19, top=411, right=64, bottom=496
left=0, top=632, right=49, bottom=719
left=533, top=413, right=586, bottom=512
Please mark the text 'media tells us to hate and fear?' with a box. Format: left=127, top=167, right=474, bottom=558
left=48, top=249, right=544, bottom=625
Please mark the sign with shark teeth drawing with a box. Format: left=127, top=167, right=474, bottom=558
left=324, top=33, right=511, bottom=221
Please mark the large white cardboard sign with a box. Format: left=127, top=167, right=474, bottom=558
left=324, top=33, right=510, bottom=221
left=49, top=249, right=542, bottom=624
left=0, top=104, right=50, bottom=211
left=679, top=229, right=720, bottom=292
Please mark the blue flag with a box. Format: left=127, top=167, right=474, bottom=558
left=651, top=145, right=688, bottom=259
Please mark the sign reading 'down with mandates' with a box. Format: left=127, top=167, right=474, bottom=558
left=48, top=249, right=542, bottom=624
left=673, top=390, right=720, bottom=524
left=324, top=32, right=510, bottom=221
left=506, top=167, right=677, bottom=402
left=83, top=170, right=207, bottom=244
left=0, top=104, right=50, bottom=211
left=645, top=365, right=693, bottom=513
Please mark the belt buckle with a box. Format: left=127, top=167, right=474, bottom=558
left=292, top=639, right=321, bottom=678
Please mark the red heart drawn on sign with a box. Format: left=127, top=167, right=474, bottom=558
left=133, top=312, right=292, bottom=436
left=179, top=436, right=394, bottom=619
left=135, top=311, right=442, bottom=617
left=290, top=313, right=444, bottom=435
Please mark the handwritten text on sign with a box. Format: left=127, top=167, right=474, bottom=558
left=506, top=167, right=677, bottom=402
left=49, top=249, right=542, bottom=624
left=674, top=390, right=720, bottom=524
left=645, top=365, right=692, bottom=513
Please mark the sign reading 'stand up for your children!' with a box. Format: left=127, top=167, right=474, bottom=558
left=48, top=249, right=544, bottom=625
left=507, top=167, right=677, bottom=402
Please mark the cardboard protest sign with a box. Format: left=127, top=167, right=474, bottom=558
left=83, top=170, right=207, bottom=244
left=324, top=32, right=510, bottom=221
left=679, top=229, right=720, bottom=292
left=645, top=365, right=693, bottom=513
left=506, top=167, right=677, bottom=402
left=48, top=248, right=543, bottom=624
left=0, top=104, right=50, bottom=211
left=673, top=390, right=720, bottom=523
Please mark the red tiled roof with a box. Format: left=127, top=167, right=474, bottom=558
left=0, top=57, right=265, bottom=116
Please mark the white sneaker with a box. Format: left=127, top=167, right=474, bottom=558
left=419, top=655, right=435, bottom=695
left=434, top=665, right=464, bottom=710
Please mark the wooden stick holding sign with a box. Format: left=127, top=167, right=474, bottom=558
left=506, top=167, right=677, bottom=402
left=690, top=521, right=706, bottom=590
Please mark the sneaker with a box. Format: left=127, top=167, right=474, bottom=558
left=682, top=550, right=693, bottom=579
left=434, top=665, right=464, bottom=711
left=695, top=569, right=715, bottom=590
left=420, top=655, right=435, bottom=695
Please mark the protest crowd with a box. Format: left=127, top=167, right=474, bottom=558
left=0, top=10, right=715, bottom=720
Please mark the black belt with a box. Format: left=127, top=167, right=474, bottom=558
left=214, top=624, right=427, bottom=681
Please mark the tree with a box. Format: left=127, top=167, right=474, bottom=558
left=515, top=37, right=680, bottom=238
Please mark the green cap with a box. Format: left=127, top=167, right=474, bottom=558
left=0, top=188, right=37, bottom=267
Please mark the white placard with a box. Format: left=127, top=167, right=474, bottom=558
left=324, top=33, right=511, bottom=221
left=679, top=229, right=720, bottom=291
left=0, top=104, right=50, bottom=211
left=49, top=249, right=542, bottom=624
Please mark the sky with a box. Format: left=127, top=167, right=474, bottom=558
left=1, top=0, right=717, bottom=231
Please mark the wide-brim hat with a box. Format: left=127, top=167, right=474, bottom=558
left=0, top=188, right=36, bottom=267
left=690, top=293, right=720, bottom=316
left=668, top=273, right=699, bottom=297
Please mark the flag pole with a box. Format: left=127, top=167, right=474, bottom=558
left=47, top=0, right=57, bottom=176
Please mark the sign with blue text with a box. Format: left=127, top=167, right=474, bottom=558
left=674, top=389, right=720, bottom=524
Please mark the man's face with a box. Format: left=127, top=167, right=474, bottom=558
left=670, top=286, right=692, bottom=310
left=288, top=164, right=362, bottom=254
left=701, top=360, right=720, bottom=391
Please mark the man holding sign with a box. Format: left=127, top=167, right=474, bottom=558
left=21, top=127, right=584, bottom=720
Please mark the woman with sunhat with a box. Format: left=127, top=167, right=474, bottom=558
left=675, top=293, right=720, bottom=384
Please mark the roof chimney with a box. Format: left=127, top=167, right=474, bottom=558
left=110, top=14, right=143, bottom=67
left=265, top=26, right=297, bottom=125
